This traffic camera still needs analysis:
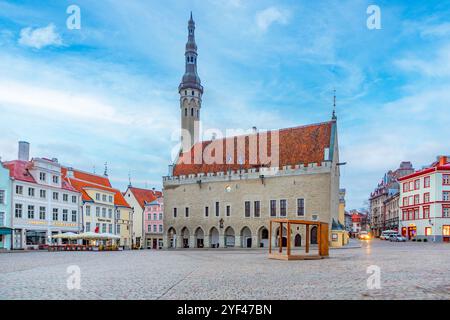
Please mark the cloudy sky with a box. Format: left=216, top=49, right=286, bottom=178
left=0, top=0, right=449, bottom=209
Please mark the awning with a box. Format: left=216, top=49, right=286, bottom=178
left=0, top=227, right=13, bottom=235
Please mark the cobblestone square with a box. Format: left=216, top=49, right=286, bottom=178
left=1, top=240, right=449, bottom=300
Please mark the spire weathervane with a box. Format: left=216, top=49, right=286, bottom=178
left=104, top=162, right=108, bottom=177
left=128, top=171, right=132, bottom=187
left=332, top=88, right=337, bottom=120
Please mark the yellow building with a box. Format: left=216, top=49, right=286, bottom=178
left=63, top=168, right=132, bottom=249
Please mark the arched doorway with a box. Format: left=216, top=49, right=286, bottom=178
left=168, top=227, right=177, bottom=248
left=294, top=234, right=302, bottom=247
left=258, top=227, right=269, bottom=248
left=209, top=227, right=219, bottom=248
left=194, top=227, right=204, bottom=248
left=181, top=227, right=190, bottom=248
left=241, top=227, right=252, bottom=248
left=225, top=227, right=235, bottom=247
left=311, top=226, right=318, bottom=245
left=276, top=226, right=288, bottom=247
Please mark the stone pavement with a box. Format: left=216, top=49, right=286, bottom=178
left=0, top=240, right=449, bottom=300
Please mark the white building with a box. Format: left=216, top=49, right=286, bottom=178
left=3, top=142, right=81, bottom=249
left=398, top=155, right=450, bottom=242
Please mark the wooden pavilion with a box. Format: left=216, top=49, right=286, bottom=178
left=269, top=219, right=329, bottom=260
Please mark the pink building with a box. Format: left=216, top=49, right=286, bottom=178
left=144, top=195, right=163, bottom=249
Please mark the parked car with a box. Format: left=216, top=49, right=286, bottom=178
left=380, top=230, right=397, bottom=240
left=389, top=234, right=406, bottom=242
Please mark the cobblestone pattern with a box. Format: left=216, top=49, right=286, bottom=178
left=1, top=241, right=450, bottom=300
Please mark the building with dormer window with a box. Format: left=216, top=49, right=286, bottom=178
left=3, top=142, right=81, bottom=249
left=398, top=155, right=450, bottom=242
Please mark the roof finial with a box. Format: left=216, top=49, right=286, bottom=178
left=104, top=162, right=108, bottom=177
left=190, top=11, right=193, bottom=21
left=332, top=88, right=337, bottom=120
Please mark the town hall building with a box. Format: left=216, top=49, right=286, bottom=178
left=162, top=14, right=341, bottom=249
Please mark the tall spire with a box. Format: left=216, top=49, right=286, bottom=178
left=179, top=12, right=203, bottom=94
left=332, top=89, right=337, bottom=120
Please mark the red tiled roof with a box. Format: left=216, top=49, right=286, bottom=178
left=3, top=160, right=78, bottom=192
left=62, top=168, right=130, bottom=208
left=3, top=160, right=35, bottom=183
left=128, top=187, right=162, bottom=209
left=173, top=121, right=333, bottom=176
left=398, top=157, right=450, bottom=182
left=67, top=169, right=112, bottom=188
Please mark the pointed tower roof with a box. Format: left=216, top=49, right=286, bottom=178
left=179, top=12, right=203, bottom=93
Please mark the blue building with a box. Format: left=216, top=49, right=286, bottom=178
left=0, top=162, right=12, bottom=250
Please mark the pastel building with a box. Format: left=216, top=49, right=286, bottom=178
left=3, top=142, right=81, bottom=249
left=144, top=195, right=164, bottom=249
left=63, top=167, right=133, bottom=248
left=123, top=186, right=162, bottom=249
left=0, top=162, right=12, bottom=250
left=398, top=155, right=450, bottom=242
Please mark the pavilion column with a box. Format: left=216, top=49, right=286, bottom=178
left=279, top=222, right=283, bottom=253
left=306, top=224, right=310, bottom=254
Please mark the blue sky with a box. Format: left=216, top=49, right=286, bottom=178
left=0, top=0, right=449, bottom=209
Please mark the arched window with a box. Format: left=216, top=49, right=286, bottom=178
left=184, top=108, right=187, bottom=117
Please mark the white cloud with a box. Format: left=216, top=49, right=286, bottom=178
left=18, top=23, right=62, bottom=49
left=395, top=44, right=450, bottom=77
left=255, top=7, right=290, bottom=32
left=420, top=22, right=450, bottom=37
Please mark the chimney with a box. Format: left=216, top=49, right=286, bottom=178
left=439, top=156, right=448, bottom=166
left=18, top=141, right=30, bottom=161
left=67, top=167, right=74, bottom=178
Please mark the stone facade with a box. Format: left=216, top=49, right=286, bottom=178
left=162, top=15, right=341, bottom=249
left=163, top=161, right=340, bottom=249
